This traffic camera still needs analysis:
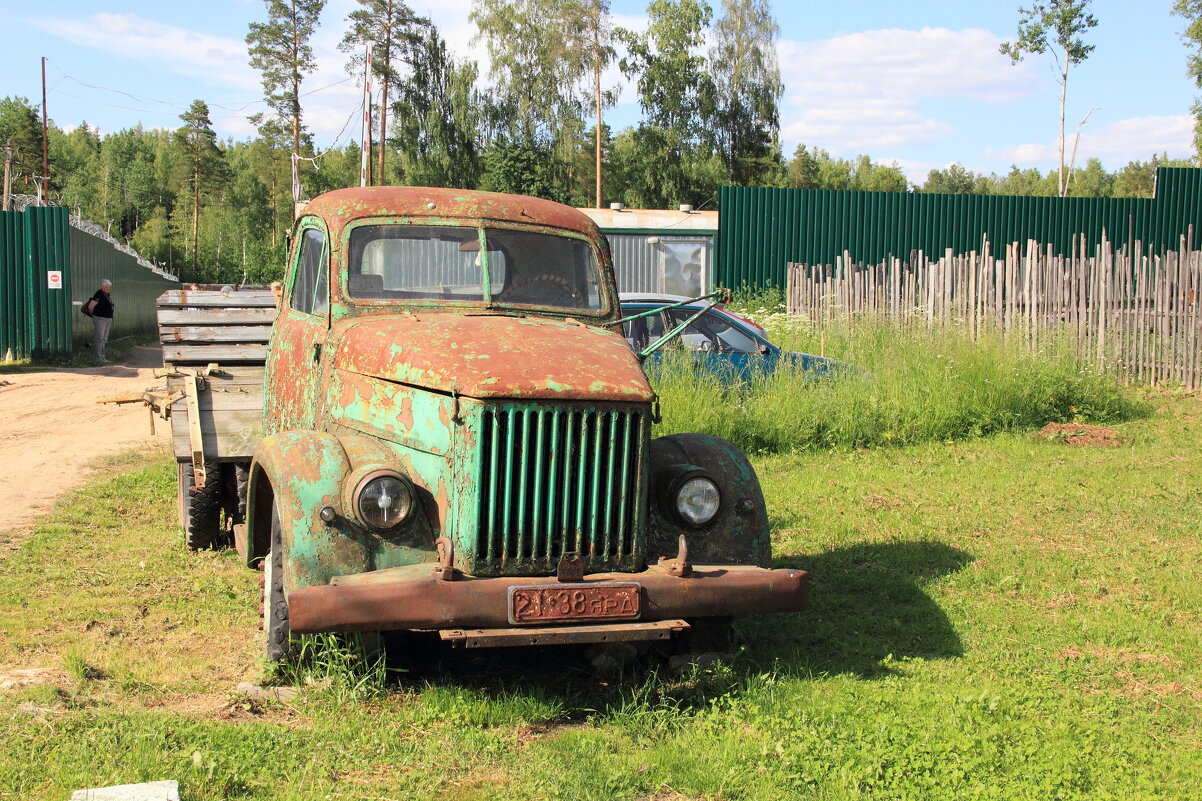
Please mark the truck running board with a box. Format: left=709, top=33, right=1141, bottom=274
left=438, top=619, right=690, bottom=648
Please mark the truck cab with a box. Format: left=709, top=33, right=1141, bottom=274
left=246, top=187, right=807, bottom=660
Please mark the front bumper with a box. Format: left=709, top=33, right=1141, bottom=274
left=287, top=562, right=809, bottom=634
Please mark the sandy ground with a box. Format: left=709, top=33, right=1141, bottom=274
left=0, top=345, right=170, bottom=542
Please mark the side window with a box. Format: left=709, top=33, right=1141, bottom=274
left=291, top=228, right=328, bottom=315
left=621, top=308, right=667, bottom=350
left=665, top=309, right=759, bottom=353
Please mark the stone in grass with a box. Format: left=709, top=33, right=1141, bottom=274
left=236, top=681, right=299, bottom=702
left=70, top=780, right=179, bottom=801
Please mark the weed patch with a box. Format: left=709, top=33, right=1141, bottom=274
left=651, top=302, right=1148, bottom=454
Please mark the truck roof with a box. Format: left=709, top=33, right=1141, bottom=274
left=303, top=186, right=600, bottom=238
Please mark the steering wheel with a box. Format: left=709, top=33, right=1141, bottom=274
left=502, top=272, right=580, bottom=307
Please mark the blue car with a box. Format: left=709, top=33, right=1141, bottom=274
left=618, top=293, right=852, bottom=382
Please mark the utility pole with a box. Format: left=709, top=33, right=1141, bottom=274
left=41, top=56, right=49, bottom=204
left=360, top=44, right=373, bottom=187
left=2, top=141, right=13, bottom=212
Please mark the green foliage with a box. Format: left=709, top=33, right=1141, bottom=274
left=339, top=0, right=428, bottom=183
left=245, top=0, right=327, bottom=156
left=786, top=146, right=908, bottom=192
left=1173, top=0, right=1202, bottom=159
left=919, top=163, right=992, bottom=194
left=479, top=138, right=570, bottom=202
left=390, top=22, right=485, bottom=189
left=611, top=0, right=724, bottom=206
left=999, top=1, right=1099, bottom=197
left=710, top=0, right=783, bottom=187
left=649, top=312, right=1148, bottom=454
left=0, top=96, right=43, bottom=195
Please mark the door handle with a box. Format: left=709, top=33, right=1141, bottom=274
left=312, top=342, right=322, bottom=363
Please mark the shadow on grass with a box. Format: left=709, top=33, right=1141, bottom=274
left=338, top=540, right=972, bottom=718
left=753, top=540, right=973, bottom=678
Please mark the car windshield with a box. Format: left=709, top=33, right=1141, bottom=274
left=346, top=224, right=603, bottom=311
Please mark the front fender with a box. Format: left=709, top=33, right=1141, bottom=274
left=248, top=430, right=435, bottom=594
left=648, top=433, right=772, bottom=568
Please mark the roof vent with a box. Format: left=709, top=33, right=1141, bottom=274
left=679, top=204, right=694, bottom=213
left=610, top=202, right=625, bottom=211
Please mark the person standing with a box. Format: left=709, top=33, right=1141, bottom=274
left=89, top=279, right=115, bottom=363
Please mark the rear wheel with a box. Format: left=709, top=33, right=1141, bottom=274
left=264, top=500, right=292, bottom=664
left=179, top=462, right=224, bottom=550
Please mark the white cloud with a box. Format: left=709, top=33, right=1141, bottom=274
left=986, top=115, right=1195, bottom=167
left=33, top=13, right=256, bottom=91
left=780, top=27, right=1039, bottom=154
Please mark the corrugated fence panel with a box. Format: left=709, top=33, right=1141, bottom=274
left=1, top=211, right=28, bottom=358
left=719, top=167, right=1202, bottom=288
left=1, top=206, right=178, bottom=359
left=24, top=207, right=73, bottom=356
left=69, top=226, right=179, bottom=345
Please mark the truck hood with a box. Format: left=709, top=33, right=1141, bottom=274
left=332, top=314, right=654, bottom=402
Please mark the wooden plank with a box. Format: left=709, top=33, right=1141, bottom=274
left=170, top=391, right=262, bottom=413
left=171, top=408, right=263, bottom=460
left=158, top=289, right=278, bottom=308
left=157, top=307, right=279, bottom=326
left=159, top=325, right=273, bottom=343
left=163, top=344, right=269, bottom=364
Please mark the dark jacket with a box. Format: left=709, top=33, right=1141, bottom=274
left=90, top=290, right=114, bottom=319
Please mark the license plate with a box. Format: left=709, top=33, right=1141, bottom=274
left=508, top=583, right=641, bottom=625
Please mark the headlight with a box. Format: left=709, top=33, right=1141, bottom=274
left=354, top=473, right=414, bottom=530
left=673, top=475, right=721, bottom=526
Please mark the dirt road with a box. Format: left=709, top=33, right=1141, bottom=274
left=0, top=345, right=170, bottom=541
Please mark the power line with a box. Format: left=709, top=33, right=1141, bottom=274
left=44, top=59, right=360, bottom=126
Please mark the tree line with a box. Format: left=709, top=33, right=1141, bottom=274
left=0, top=0, right=1198, bottom=283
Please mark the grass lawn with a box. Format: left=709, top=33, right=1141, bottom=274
left=0, top=396, right=1199, bottom=800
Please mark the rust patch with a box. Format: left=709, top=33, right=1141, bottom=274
left=305, top=186, right=599, bottom=242
left=333, top=315, right=653, bottom=402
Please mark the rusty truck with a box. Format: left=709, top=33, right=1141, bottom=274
left=157, top=186, right=809, bottom=662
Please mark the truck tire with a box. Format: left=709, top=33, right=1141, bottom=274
left=232, top=463, right=249, bottom=525
left=179, top=462, right=224, bottom=551
left=264, top=500, right=293, bottom=664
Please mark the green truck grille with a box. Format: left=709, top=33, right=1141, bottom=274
left=476, top=404, right=647, bottom=574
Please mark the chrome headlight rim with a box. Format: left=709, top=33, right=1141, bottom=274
left=351, top=469, right=416, bottom=531
left=666, top=470, right=722, bottom=528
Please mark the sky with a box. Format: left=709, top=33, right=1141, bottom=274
left=1, top=0, right=1197, bottom=186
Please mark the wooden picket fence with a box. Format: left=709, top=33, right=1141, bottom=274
left=785, top=234, right=1202, bottom=390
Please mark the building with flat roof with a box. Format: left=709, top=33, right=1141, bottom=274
left=579, top=207, right=718, bottom=298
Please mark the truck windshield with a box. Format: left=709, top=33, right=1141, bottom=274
left=346, top=224, right=603, bottom=311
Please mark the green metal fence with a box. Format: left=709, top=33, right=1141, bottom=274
left=0, top=205, right=177, bottom=360
left=717, top=167, right=1202, bottom=288
left=68, top=225, right=178, bottom=344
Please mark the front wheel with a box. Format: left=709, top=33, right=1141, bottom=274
left=264, top=500, right=292, bottom=664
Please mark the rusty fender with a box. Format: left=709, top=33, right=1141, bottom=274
left=288, top=563, right=809, bottom=633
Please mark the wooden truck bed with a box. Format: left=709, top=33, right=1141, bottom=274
left=156, top=288, right=278, bottom=464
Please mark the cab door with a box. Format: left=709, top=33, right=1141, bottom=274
left=264, top=220, right=331, bottom=433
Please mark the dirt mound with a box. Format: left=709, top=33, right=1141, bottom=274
left=1038, top=422, right=1124, bottom=447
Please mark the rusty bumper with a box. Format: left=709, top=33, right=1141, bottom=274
left=287, top=563, right=809, bottom=634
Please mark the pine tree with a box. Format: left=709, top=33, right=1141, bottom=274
left=339, top=0, right=428, bottom=185
left=177, top=100, right=227, bottom=282
left=246, top=0, right=326, bottom=201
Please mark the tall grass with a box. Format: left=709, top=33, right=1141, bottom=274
left=650, top=292, right=1148, bottom=453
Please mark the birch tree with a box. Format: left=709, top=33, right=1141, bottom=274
left=710, top=0, right=782, bottom=187
left=1173, top=0, right=1202, bottom=163
left=1000, top=0, right=1098, bottom=197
